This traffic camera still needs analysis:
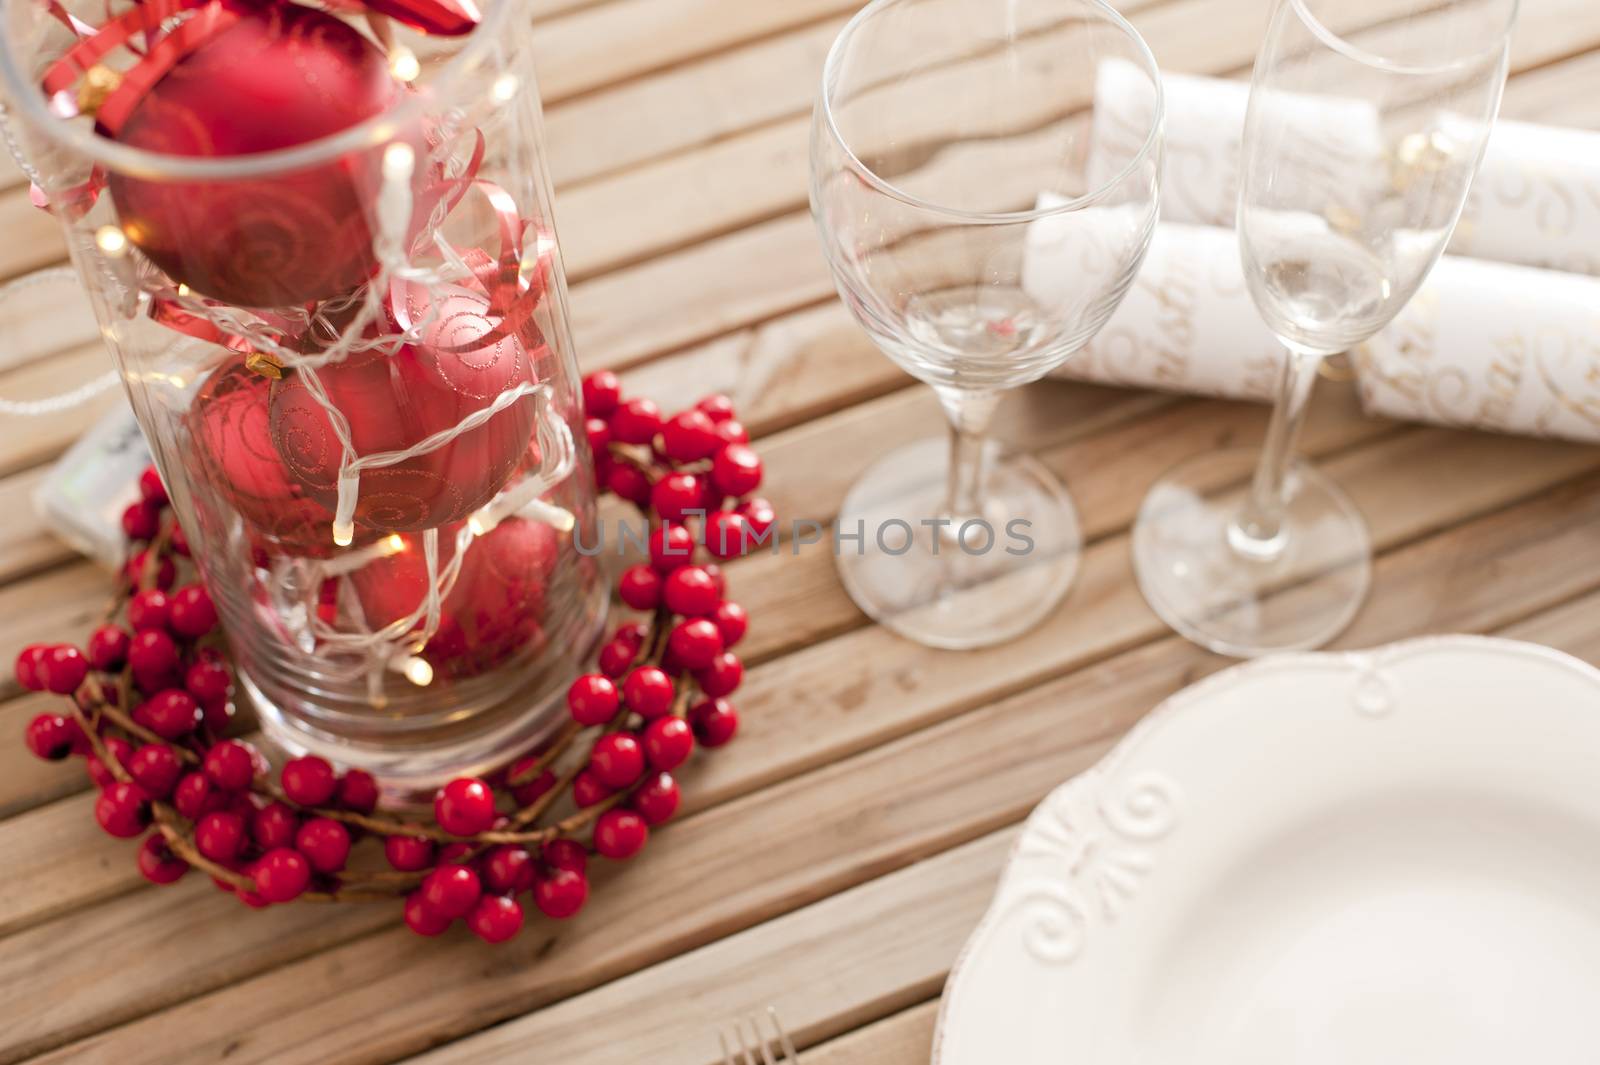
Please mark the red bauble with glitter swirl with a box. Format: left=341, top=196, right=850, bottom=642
left=348, top=517, right=560, bottom=679
left=104, top=4, right=407, bottom=307
left=185, top=358, right=354, bottom=558
left=268, top=284, right=540, bottom=534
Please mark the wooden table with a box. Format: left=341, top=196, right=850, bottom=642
left=2, top=0, right=1599, bottom=1061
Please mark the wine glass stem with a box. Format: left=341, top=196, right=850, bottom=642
left=1230, top=346, right=1323, bottom=562
left=937, top=386, right=999, bottom=528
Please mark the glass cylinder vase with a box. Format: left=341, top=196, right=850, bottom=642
left=0, top=0, right=608, bottom=793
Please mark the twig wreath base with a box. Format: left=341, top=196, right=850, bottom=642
left=16, top=374, right=768, bottom=943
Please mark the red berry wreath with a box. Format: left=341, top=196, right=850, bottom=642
left=16, top=377, right=771, bottom=943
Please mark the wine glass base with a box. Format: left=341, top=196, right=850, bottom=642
left=1132, top=448, right=1372, bottom=658
left=833, top=437, right=1080, bottom=650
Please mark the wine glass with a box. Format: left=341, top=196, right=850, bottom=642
left=1132, top=0, right=1517, bottom=657
left=810, top=0, right=1162, bottom=649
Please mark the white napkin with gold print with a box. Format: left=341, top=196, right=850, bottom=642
left=1093, top=60, right=1600, bottom=276
left=1040, top=221, right=1600, bottom=443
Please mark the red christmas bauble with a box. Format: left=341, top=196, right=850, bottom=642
left=106, top=5, right=404, bottom=307
left=349, top=516, right=560, bottom=679
left=186, top=358, right=354, bottom=558
left=269, top=284, right=538, bottom=533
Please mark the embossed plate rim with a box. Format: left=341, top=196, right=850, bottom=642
left=931, top=634, right=1600, bottom=1064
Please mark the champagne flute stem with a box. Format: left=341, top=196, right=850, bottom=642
left=937, top=386, right=1000, bottom=527
left=1230, top=345, right=1323, bottom=561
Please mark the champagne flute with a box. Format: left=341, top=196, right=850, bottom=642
left=810, top=0, right=1162, bottom=649
left=1132, top=0, right=1517, bottom=657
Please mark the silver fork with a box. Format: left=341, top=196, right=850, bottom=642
left=718, top=1006, right=800, bottom=1065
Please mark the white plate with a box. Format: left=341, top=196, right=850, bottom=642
left=935, top=636, right=1600, bottom=1065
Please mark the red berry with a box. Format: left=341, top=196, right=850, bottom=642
left=533, top=868, right=589, bottom=919
left=584, top=416, right=611, bottom=456
left=252, top=801, right=301, bottom=850
left=184, top=658, right=231, bottom=705
left=13, top=644, right=49, bottom=691
left=95, top=781, right=151, bottom=838
left=437, top=841, right=475, bottom=865
left=203, top=740, right=257, bottom=791
left=434, top=777, right=496, bottom=836
left=281, top=755, right=337, bottom=806
left=134, top=689, right=200, bottom=739
left=39, top=645, right=88, bottom=695
left=168, top=584, right=219, bottom=639
left=571, top=769, right=615, bottom=808
left=566, top=673, right=620, bottom=727
left=697, top=393, right=736, bottom=423
left=712, top=601, right=748, bottom=648
left=174, top=771, right=224, bottom=819
left=127, top=743, right=183, bottom=798
left=690, top=698, right=740, bottom=748
left=618, top=564, right=662, bottom=611
left=668, top=618, right=723, bottom=671
left=404, top=890, right=453, bottom=936
left=739, top=497, right=776, bottom=538
left=200, top=696, right=234, bottom=734
left=295, top=818, right=352, bottom=873
left=136, top=833, right=188, bottom=884
left=631, top=771, right=681, bottom=825
left=593, top=808, right=649, bottom=860
left=613, top=621, right=648, bottom=648
left=507, top=759, right=557, bottom=807
left=127, top=589, right=171, bottom=633
left=23, top=713, right=77, bottom=761
left=642, top=716, right=694, bottom=772
left=602, top=636, right=642, bottom=677
left=467, top=894, right=524, bottom=944
left=542, top=838, right=588, bottom=874
left=169, top=523, right=191, bottom=558
left=421, top=864, right=481, bottom=919
left=385, top=833, right=436, bottom=872
left=138, top=465, right=170, bottom=506
left=611, top=396, right=662, bottom=445
left=648, top=523, right=696, bottom=573
left=703, top=510, right=752, bottom=559
left=715, top=419, right=749, bottom=445
left=606, top=462, right=652, bottom=506
left=663, top=567, right=720, bottom=618
left=86, top=625, right=132, bottom=671
left=336, top=769, right=380, bottom=814
left=660, top=408, right=720, bottom=462
left=87, top=736, right=134, bottom=789
left=253, top=847, right=312, bottom=903
left=128, top=630, right=180, bottom=691
left=589, top=732, right=645, bottom=789
left=622, top=666, right=675, bottom=719
left=121, top=499, right=162, bottom=541
left=482, top=844, right=535, bottom=894
left=711, top=443, right=763, bottom=497
left=124, top=549, right=176, bottom=591
left=581, top=370, right=622, bottom=418
left=195, top=810, right=247, bottom=863
left=697, top=651, right=744, bottom=698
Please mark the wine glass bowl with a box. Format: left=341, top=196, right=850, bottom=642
left=810, top=0, right=1162, bottom=649
left=1133, top=0, right=1517, bottom=657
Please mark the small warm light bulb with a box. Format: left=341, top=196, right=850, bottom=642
left=383, top=534, right=406, bottom=555
left=95, top=225, right=128, bottom=256
left=467, top=511, right=491, bottom=537
left=401, top=656, right=434, bottom=686
left=176, top=283, right=191, bottom=297
left=332, top=520, right=356, bottom=548
left=383, top=142, right=415, bottom=182
left=491, top=73, right=519, bottom=103
left=389, top=46, right=421, bottom=83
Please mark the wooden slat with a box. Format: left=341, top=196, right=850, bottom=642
left=30, top=463, right=1600, bottom=1065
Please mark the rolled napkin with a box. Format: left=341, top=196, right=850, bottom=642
left=1034, top=220, right=1600, bottom=443
left=1091, top=60, right=1600, bottom=276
